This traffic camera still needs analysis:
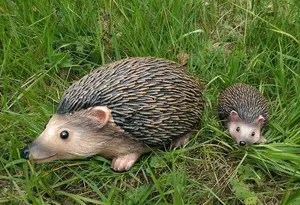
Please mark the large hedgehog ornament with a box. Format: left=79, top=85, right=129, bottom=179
left=23, top=57, right=204, bottom=171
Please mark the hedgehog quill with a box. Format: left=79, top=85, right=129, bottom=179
left=22, top=57, right=204, bottom=171
left=218, top=83, right=269, bottom=146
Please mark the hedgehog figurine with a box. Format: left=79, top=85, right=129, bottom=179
left=218, top=83, right=269, bottom=146
left=22, top=57, right=204, bottom=171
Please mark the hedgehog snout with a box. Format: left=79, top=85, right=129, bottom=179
left=21, top=146, right=30, bottom=159
left=239, top=141, right=247, bottom=146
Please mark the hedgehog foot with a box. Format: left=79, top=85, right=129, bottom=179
left=171, top=132, right=192, bottom=148
left=258, top=136, right=267, bottom=143
left=111, top=153, right=141, bottom=172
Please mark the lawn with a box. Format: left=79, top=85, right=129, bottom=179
left=1, top=0, right=300, bottom=204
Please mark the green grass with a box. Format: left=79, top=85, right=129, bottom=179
left=1, top=0, right=300, bottom=204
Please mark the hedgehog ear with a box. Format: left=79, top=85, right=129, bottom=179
left=256, top=115, right=265, bottom=127
left=89, top=106, right=111, bottom=126
left=229, top=110, right=240, bottom=121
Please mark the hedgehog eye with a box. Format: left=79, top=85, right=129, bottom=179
left=60, top=130, right=69, bottom=139
left=236, top=127, right=240, bottom=132
left=251, top=131, right=255, bottom=137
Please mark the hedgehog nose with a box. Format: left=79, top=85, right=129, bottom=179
left=239, top=141, right=246, bottom=146
left=21, top=146, right=30, bottom=160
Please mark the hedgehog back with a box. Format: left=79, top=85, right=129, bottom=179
left=218, top=83, right=269, bottom=124
left=57, top=57, right=204, bottom=146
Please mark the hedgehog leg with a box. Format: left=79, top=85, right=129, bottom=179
left=111, top=153, right=141, bottom=172
left=258, top=135, right=267, bottom=143
left=171, top=132, right=193, bottom=148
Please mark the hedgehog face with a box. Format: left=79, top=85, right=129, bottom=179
left=228, top=111, right=264, bottom=146
left=228, top=120, right=261, bottom=146
left=26, top=106, right=113, bottom=163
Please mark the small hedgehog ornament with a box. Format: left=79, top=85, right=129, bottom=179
left=22, top=57, right=204, bottom=171
left=218, top=83, right=269, bottom=146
